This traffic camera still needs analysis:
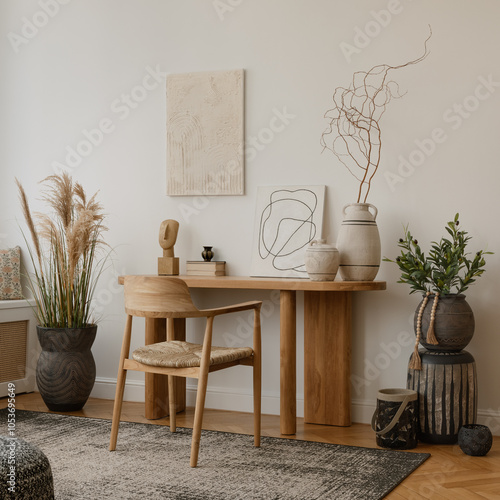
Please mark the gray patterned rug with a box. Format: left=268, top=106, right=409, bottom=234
left=0, top=409, right=429, bottom=499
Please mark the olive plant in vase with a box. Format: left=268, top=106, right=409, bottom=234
left=320, top=30, right=431, bottom=281
left=384, top=213, right=491, bottom=367
left=384, top=214, right=492, bottom=444
left=17, top=173, right=108, bottom=411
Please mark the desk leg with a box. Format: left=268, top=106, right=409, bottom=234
left=144, top=317, right=186, bottom=419
left=280, top=290, right=296, bottom=435
left=304, top=291, right=351, bottom=426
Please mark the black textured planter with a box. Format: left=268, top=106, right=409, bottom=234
left=36, top=325, right=97, bottom=412
left=414, top=294, right=475, bottom=352
left=458, top=424, right=493, bottom=456
left=407, top=349, right=477, bottom=444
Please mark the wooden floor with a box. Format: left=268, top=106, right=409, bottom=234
left=2, top=393, right=499, bottom=499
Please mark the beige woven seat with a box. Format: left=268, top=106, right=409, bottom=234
left=109, top=276, right=262, bottom=468
left=133, top=340, right=254, bottom=368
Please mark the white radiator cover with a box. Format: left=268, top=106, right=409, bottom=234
left=0, top=300, right=38, bottom=397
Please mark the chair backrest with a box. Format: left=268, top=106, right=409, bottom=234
left=123, top=276, right=201, bottom=318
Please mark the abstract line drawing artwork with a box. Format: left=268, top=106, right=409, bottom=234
left=250, top=186, right=326, bottom=278
left=166, top=69, right=244, bottom=196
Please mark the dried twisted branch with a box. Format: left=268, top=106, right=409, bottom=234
left=321, top=28, right=432, bottom=203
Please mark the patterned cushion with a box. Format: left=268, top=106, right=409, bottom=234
left=132, top=340, right=253, bottom=368
left=0, top=246, right=23, bottom=300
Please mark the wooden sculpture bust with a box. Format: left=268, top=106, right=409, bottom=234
left=158, top=219, right=180, bottom=275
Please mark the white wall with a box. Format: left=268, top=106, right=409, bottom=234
left=1, top=0, right=500, bottom=431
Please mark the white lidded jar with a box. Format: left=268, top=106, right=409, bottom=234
left=304, top=239, right=339, bottom=281
left=337, top=203, right=381, bottom=281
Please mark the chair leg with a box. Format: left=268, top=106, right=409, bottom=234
left=110, top=315, right=132, bottom=451
left=168, top=375, right=176, bottom=432
left=109, top=367, right=127, bottom=451
left=190, top=316, right=214, bottom=467
left=190, top=367, right=209, bottom=467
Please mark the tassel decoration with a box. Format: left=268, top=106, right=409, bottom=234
left=409, top=344, right=422, bottom=370
left=425, top=292, right=440, bottom=345
left=410, top=291, right=430, bottom=371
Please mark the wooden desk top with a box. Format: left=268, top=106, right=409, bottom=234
left=118, top=275, right=386, bottom=292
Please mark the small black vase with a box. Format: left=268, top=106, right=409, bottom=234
left=202, top=246, right=214, bottom=262
left=458, top=424, right=493, bottom=456
left=36, top=325, right=97, bottom=411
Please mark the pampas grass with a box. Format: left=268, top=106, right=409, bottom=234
left=17, top=173, right=108, bottom=328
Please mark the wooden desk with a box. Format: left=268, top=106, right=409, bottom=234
left=119, top=275, right=385, bottom=435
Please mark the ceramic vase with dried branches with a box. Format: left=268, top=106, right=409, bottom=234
left=17, top=173, right=108, bottom=411
left=321, top=31, right=431, bottom=280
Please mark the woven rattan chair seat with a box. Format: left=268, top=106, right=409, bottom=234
left=132, top=340, right=253, bottom=368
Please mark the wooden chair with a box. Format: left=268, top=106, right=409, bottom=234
left=109, top=276, right=262, bottom=467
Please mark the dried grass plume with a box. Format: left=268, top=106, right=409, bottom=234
left=17, top=173, right=108, bottom=328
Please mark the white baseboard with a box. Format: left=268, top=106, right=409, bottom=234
left=91, top=377, right=145, bottom=403
left=92, top=378, right=500, bottom=435
left=352, top=398, right=377, bottom=425
left=91, top=377, right=299, bottom=417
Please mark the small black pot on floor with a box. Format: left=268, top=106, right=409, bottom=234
left=36, top=325, right=97, bottom=412
left=458, top=424, right=493, bottom=456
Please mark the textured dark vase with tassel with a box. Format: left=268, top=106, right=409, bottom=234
left=36, top=325, right=97, bottom=412
left=408, top=293, right=478, bottom=444
left=414, top=294, right=475, bottom=351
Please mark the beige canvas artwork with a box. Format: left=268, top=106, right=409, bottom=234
left=166, top=69, right=244, bottom=196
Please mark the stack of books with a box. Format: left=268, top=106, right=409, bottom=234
left=186, top=261, right=226, bottom=276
